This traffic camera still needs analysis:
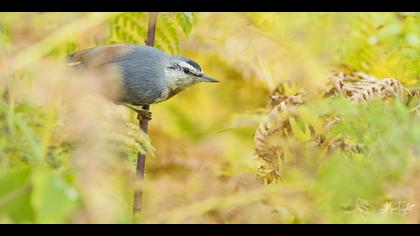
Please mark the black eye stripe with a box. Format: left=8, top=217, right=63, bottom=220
left=169, top=62, right=201, bottom=76
left=182, top=67, right=201, bottom=77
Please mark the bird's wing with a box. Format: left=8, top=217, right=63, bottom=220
left=67, top=44, right=131, bottom=68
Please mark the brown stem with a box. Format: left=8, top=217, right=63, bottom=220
left=145, top=12, right=159, bottom=47
left=133, top=12, right=159, bottom=216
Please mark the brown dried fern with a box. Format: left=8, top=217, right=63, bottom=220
left=329, top=72, right=408, bottom=102
left=254, top=93, right=304, bottom=183
left=254, top=71, right=416, bottom=183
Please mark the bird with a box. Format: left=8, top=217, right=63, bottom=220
left=67, top=44, right=219, bottom=120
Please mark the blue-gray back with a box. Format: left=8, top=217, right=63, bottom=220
left=113, top=45, right=167, bottom=105
left=68, top=44, right=168, bottom=106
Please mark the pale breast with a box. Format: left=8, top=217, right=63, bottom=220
left=153, top=88, right=169, bottom=104
left=152, top=87, right=185, bottom=104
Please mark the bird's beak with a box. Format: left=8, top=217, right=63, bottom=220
left=200, top=75, right=220, bottom=83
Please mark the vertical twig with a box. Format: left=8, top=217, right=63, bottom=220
left=133, top=12, right=159, bottom=217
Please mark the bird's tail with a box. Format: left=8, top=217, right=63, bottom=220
left=66, top=52, right=83, bottom=67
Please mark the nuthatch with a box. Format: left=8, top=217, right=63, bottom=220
left=67, top=44, right=218, bottom=119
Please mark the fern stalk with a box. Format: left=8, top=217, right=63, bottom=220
left=133, top=12, right=159, bottom=218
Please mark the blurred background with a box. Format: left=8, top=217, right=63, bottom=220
left=0, top=12, right=419, bottom=223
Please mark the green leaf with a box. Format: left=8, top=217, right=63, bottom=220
left=176, top=12, right=193, bottom=35
left=13, top=113, right=43, bottom=163
left=289, top=117, right=312, bottom=141
left=31, top=169, right=79, bottom=223
left=0, top=167, right=34, bottom=223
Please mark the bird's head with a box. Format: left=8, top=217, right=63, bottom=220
left=165, top=55, right=219, bottom=91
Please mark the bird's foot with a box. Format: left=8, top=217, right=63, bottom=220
left=124, top=104, right=152, bottom=121
left=136, top=109, right=152, bottom=121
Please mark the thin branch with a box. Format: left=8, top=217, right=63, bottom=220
left=132, top=12, right=159, bottom=217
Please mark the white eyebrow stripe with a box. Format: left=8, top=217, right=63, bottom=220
left=178, top=61, right=201, bottom=76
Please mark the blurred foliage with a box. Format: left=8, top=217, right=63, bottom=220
left=109, top=12, right=197, bottom=54
left=0, top=12, right=420, bottom=224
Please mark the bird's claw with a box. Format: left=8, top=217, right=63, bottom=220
left=124, top=104, right=152, bottom=121
left=136, top=109, right=152, bottom=121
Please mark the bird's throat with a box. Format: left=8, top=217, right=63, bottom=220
left=167, top=87, right=185, bottom=100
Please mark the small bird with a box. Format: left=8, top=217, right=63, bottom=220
left=67, top=44, right=218, bottom=120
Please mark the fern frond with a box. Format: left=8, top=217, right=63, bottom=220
left=255, top=70, right=414, bottom=183
left=329, top=71, right=409, bottom=103
left=108, top=12, right=198, bottom=55
left=254, top=93, right=304, bottom=183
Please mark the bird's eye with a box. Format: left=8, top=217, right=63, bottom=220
left=183, top=68, right=190, bottom=74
